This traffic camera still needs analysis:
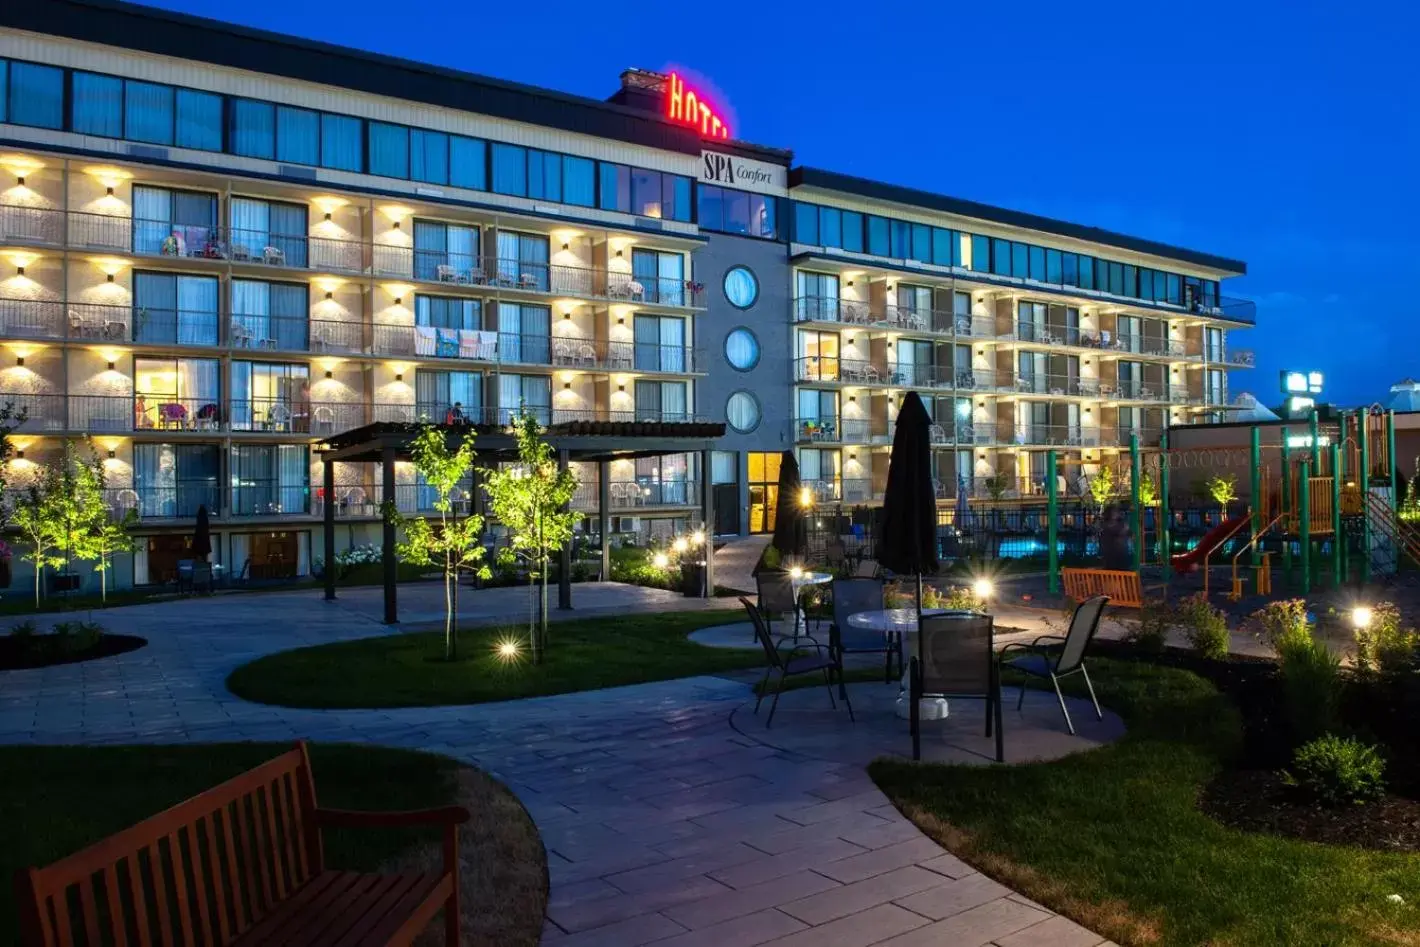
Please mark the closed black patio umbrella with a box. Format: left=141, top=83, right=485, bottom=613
left=192, top=505, right=212, bottom=562
left=878, top=392, right=938, bottom=609
left=770, top=449, right=808, bottom=562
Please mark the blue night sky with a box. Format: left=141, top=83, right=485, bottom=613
left=145, top=0, right=1418, bottom=408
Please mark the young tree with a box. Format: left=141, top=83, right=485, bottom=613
left=11, top=461, right=65, bottom=608
left=1208, top=474, right=1238, bottom=514
left=77, top=503, right=138, bottom=605
left=393, top=423, right=490, bottom=661
left=1088, top=466, right=1116, bottom=510
left=481, top=412, right=579, bottom=664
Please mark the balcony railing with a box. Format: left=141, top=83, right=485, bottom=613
left=571, top=479, right=702, bottom=511
left=795, top=296, right=996, bottom=340
left=1009, top=375, right=1102, bottom=398
left=1217, top=348, right=1255, bottom=367
left=0, top=204, right=705, bottom=307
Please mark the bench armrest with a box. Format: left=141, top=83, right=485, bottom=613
left=314, top=805, right=470, bottom=829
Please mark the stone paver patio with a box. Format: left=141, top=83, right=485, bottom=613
left=0, top=583, right=1115, bottom=946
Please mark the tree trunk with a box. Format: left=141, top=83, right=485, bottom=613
left=527, top=570, right=538, bottom=662
left=540, top=558, right=549, bottom=663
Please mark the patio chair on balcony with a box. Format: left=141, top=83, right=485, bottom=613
left=911, top=613, right=1003, bottom=762
left=266, top=403, right=292, bottom=432
left=262, top=246, right=286, bottom=266
left=112, top=489, right=139, bottom=516
left=742, top=597, right=852, bottom=729
left=998, top=594, right=1107, bottom=735
left=436, top=264, right=459, bottom=283
left=312, top=405, right=335, bottom=434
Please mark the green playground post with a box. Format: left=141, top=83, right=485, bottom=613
left=1309, top=411, right=1321, bottom=471
left=1300, top=457, right=1312, bottom=595
left=1331, top=442, right=1342, bottom=588
left=1250, top=426, right=1262, bottom=570
left=1130, top=433, right=1142, bottom=572
left=1389, top=409, right=1399, bottom=511
left=1047, top=449, right=1058, bottom=594
left=1280, top=426, right=1292, bottom=580
left=1360, top=410, right=1371, bottom=584
left=1160, top=431, right=1171, bottom=579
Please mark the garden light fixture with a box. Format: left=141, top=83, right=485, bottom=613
left=1353, top=606, right=1373, bottom=630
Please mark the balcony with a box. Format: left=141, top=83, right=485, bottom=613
left=793, top=296, right=992, bottom=339
left=571, top=479, right=702, bottom=512
left=1009, top=375, right=1102, bottom=398
left=1217, top=348, right=1255, bottom=368
left=0, top=204, right=705, bottom=308
left=1005, top=425, right=1117, bottom=448
left=99, top=485, right=224, bottom=521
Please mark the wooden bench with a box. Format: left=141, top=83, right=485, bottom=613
left=15, top=742, right=469, bottom=947
left=1061, top=567, right=1144, bottom=608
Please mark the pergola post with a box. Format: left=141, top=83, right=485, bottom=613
left=381, top=443, right=397, bottom=624
left=558, top=448, right=572, bottom=610
left=701, top=447, right=715, bottom=597
left=598, top=459, right=611, bottom=583
left=323, top=453, right=336, bottom=601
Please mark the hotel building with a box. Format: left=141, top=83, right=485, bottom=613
left=0, top=0, right=1252, bottom=589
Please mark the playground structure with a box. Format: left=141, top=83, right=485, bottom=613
left=1041, top=408, right=1420, bottom=603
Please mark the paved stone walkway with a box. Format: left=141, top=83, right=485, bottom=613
left=0, top=585, right=1114, bottom=946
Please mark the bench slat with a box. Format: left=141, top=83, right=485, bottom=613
left=102, top=860, right=126, bottom=947
left=186, top=821, right=215, bottom=947
left=143, top=844, right=172, bottom=947
left=258, top=783, right=287, bottom=903
left=124, top=852, right=150, bottom=946
left=249, top=872, right=386, bottom=947
left=273, top=774, right=301, bottom=892
left=203, top=811, right=232, bottom=943
left=166, top=831, right=196, bottom=947
left=76, top=874, right=101, bottom=947
left=225, top=869, right=351, bottom=947
left=352, top=874, right=450, bottom=947
left=231, top=794, right=264, bottom=926
left=308, top=873, right=436, bottom=947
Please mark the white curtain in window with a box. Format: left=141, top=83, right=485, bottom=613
left=661, top=382, right=687, bottom=421
left=177, top=276, right=219, bottom=346
left=231, top=279, right=269, bottom=350
left=658, top=253, right=684, bottom=306
left=230, top=198, right=270, bottom=260
left=132, top=186, right=171, bottom=254
left=177, top=359, right=220, bottom=405
left=659, top=318, right=685, bottom=373
left=496, top=231, right=519, bottom=284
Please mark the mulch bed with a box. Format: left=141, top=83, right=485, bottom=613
left=1201, top=768, right=1420, bottom=852
left=0, top=634, right=147, bottom=670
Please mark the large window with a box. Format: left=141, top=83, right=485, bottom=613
left=133, top=356, right=220, bottom=430
left=415, top=295, right=481, bottom=331
left=229, top=197, right=308, bottom=266
left=495, top=231, right=550, bottom=291
left=231, top=444, right=309, bottom=515
left=133, top=444, right=219, bottom=518
left=72, top=72, right=123, bottom=137
left=498, top=374, right=551, bottom=424
left=631, top=249, right=685, bottom=306
left=231, top=361, right=310, bottom=431
left=496, top=303, right=550, bottom=364
left=133, top=271, right=219, bottom=346
left=599, top=163, right=692, bottom=221
left=697, top=185, right=777, bottom=238
left=132, top=185, right=219, bottom=256
left=416, top=370, right=483, bottom=422
left=231, top=279, right=309, bottom=351
left=7, top=61, right=63, bottom=129
left=747, top=452, right=782, bottom=534
left=795, top=271, right=840, bottom=321
left=634, top=314, right=687, bottom=373
left=488, top=145, right=595, bottom=207
left=634, top=380, right=689, bottom=421
left=413, top=220, right=480, bottom=282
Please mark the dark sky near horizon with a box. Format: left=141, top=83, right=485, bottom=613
left=143, top=0, right=1419, bottom=408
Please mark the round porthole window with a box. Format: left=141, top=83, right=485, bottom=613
left=726, top=390, right=761, bottom=434
left=723, top=266, right=759, bottom=309
left=724, top=327, right=761, bottom=372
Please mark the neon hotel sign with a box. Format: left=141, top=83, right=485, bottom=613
left=665, top=72, right=731, bottom=140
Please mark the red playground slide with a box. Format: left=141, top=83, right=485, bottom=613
left=1170, top=515, right=1250, bottom=575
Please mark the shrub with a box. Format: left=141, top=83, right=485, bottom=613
left=1279, top=633, right=1341, bottom=744
left=49, top=621, right=78, bottom=655
left=1127, top=599, right=1171, bottom=653
left=74, top=620, right=104, bottom=652
left=9, top=619, right=37, bottom=640
left=1177, top=593, right=1230, bottom=660
left=1353, top=602, right=1418, bottom=678
left=1283, top=734, right=1387, bottom=806
left=1252, top=598, right=1312, bottom=653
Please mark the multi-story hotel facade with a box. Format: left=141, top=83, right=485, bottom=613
left=0, top=0, right=1252, bottom=589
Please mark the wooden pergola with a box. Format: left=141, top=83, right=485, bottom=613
left=317, top=419, right=725, bottom=622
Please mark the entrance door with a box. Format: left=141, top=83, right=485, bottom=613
left=747, top=451, right=782, bottom=534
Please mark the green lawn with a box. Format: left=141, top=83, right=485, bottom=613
left=870, top=660, right=1420, bottom=947
left=0, top=744, right=462, bottom=939
left=227, top=610, right=760, bottom=708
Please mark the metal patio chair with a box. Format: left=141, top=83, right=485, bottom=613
left=741, top=598, right=852, bottom=728
left=911, top=613, right=1002, bottom=762
left=827, top=578, right=898, bottom=696
left=998, top=594, right=1108, bottom=735
left=756, top=570, right=800, bottom=640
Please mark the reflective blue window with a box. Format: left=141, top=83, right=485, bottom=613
left=72, top=72, right=123, bottom=137
left=932, top=228, right=953, bottom=266
left=319, top=113, right=362, bottom=171
left=1122, top=264, right=1136, bottom=297
left=231, top=100, right=275, bottom=159
left=1028, top=245, right=1046, bottom=281
left=1062, top=253, right=1077, bottom=286
left=867, top=216, right=890, bottom=256
left=819, top=207, right=841, bottom=247
left=911, top=224, right=931, bottom=263
left=598, top=162, right=630, bottom=212
left=0, top=60, right=7, bottom=124
left=527, top=149, right=561, bottom=201
left=1011, top=242, right=1029, bottom=277
left=793, top=202, right=818, bottom=244
left=890, top=220, right=911, bottom=257
left=1077, top=255, right=1094, bottom=289
left=368, top=122, right=409, bottom=178
left=449, top=135, right=487, bottom=190
left=491, top=143, right=527, bottom=195
left=841, top=212, right=863, bottom=252
left=125, top=81, right=174, bottom=145
left=8, top=62, right=63, bottom=129
left=668, top=175, right=692, bottom=222
left=176, top=90, right=222, bottom=151
left=991, top=238, right=1011, bottom=276
left=971, top=235, right=990, bottom=273
left=410, top=129, right=448, bottom=184
left=1166, top=273, right=1182, bottom=305
left=563, top=156, right=594, bottom=206
left=276, top=106, right=319, bottom=165
left=1046, top=249, right=1063, bottom=283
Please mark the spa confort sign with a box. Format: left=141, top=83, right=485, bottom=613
left=699, top=150, right=787, bottom=197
